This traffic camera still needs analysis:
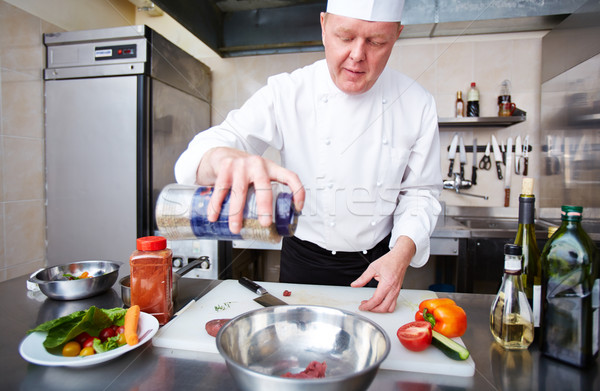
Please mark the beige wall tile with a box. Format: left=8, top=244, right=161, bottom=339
left=6, top=258, right=44, bottom=281
left=0, top=203, right=4, bottom=269
left=3, top=136, right=44, bottom=201
left=1, top=79, right=44, bottom=138
left=4, top=200, right=45, bottom=265
left=0, top=1, right=41, bottom=48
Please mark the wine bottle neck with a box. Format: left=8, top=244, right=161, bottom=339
left=518, top=196, right=535, bottom=225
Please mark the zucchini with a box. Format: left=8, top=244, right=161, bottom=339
left=431, top=330, right=470, bottom=361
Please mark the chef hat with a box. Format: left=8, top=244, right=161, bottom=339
left=327, top=0, right=405, bottom=22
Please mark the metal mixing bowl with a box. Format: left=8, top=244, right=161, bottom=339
left=216, top=305, right=390, bottom=391
left=29, top=260, right=121, bottom=300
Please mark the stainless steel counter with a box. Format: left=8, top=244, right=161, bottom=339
left=2, top=275, right=598, bottom=390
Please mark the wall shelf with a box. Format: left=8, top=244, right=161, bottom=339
left=439, top=115, right=526, bottom=128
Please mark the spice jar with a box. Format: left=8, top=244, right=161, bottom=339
left=156, top=183, right=299, bottom=243
left=130, top=236, right=173, bottom=325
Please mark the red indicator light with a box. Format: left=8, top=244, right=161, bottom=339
left=117, top=49, right=123, bottom=55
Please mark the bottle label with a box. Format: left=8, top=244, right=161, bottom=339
left=533, top=284, right=541, bottom=327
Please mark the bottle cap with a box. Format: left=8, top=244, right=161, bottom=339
left=471, top=82, right=476, bottom=87
left=137, top=236, right=167, bottom=251
left=561, top=205, right=583, bottom=221
left=504, top=243, right=522, bottom=256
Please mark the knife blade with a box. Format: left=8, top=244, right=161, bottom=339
left=491, top=135, right=503, bottom=180
left=239, top=277, right=288, bottom=307
left=459, top=136, right=467, bottom=178
left=514, top=135, right=522, bottom=175
left=472, top=138, right=478, bottom=185
left=504, top=137, right=513, bottom=207
left=447, top=133, right=459, bottom=178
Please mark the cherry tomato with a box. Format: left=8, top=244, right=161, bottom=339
left=74, top=332, right=91, bottom=346
left=62, top=341, right=81, bottom=357
left=79, top=346, right=95, bottom=356
left=396, top=321, right=432, bottom=352
left=116, top=326, right=125, bottom=335
left=99, top=327, right=116, bottom=342
left=83, top=336, right=100, bottom=348
left=111, top=324, right=119, bottom=332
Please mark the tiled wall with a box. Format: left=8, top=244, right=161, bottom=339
left=0, top=1, right=61, bottom=282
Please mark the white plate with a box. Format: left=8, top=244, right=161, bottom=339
left=19, top=312, right=159, bottom=367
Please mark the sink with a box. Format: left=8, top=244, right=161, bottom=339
left=453, top=217, right=548, bottom=238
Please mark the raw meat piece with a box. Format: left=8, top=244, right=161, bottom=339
left=282, top=361, right=327, bottom=378
left=205, top=319, right=230, bottom=337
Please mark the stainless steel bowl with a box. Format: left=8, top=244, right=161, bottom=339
left=29, top=260, right=121, bottom=300
left=216, top=305, right=390, bottom=391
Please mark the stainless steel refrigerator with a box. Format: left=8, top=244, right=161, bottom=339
left=44, top=25, right=222, bottom=276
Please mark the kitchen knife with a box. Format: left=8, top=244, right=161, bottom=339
left=514, top=136, right=522, bottom=175
left=239, top=277, right=288, bottom=307
left=504, top=137, right=513, bottom=207
left=459, top=136, right=467, bottom=178
left=447, top=133, right=459, bottom=178
left=522, top=135, right=529, bottom=176
left=491, top=135, right=503, bottom=180
left=472, top=138, right=478, bottom=185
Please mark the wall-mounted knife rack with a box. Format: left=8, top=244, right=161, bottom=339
left=446, top=145, right=533, bottom=153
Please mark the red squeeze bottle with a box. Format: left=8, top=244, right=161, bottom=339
left=130, top=236, right=173, bottom=325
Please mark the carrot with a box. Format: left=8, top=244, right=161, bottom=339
left=124, top=305, right=140, bottom=346
left=79, top=271, right=89, bottom=279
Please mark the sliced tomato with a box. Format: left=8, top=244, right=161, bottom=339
left=396, top=321, right=433, bottom=352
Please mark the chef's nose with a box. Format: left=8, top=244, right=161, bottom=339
left=349, top=40, right=366, bottom=62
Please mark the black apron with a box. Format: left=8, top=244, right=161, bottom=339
left=280, top=234, right=392, bottom=287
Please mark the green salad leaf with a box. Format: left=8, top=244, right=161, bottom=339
left=28, top=306, right=127, bottom=349
left=93, top=335, right=123, bottom=353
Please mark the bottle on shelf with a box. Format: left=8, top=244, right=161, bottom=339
left=490, top=244, right=534, bottom=350
left=455, top=91, right=465, bottom=118
left=514, top=178, right=541, bottom=337
left=467, top=82, right=480, bottom=117
left=130, top=236, right=173, bottom=325
left=540, top=205, right=600, bottom=368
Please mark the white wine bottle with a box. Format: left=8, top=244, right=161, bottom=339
left=490, top=244, right=534, bottom=350
left=514, top=178, right=541, bottom=335
left=541, top=205, right=600, bottom=367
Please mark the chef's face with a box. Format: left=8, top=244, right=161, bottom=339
left=321, top=12, right=402, bottom=95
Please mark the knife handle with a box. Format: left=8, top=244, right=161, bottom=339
left=239, top=277, right=266, bottom=295
left=460, top=164, right=465, bottom=179
left=523, top=157, right=529, bottom=176
left=504, top=188, right=510, bottom=207
left=447, top=159, right=454, bottom=178
left=472, top=166, right=477, bottom=185
left=495, top=162, right=503, bottom=180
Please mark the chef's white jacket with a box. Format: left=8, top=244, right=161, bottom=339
left=175, top=59, right=442, bottom=268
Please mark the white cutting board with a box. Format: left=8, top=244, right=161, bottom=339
left=152, top=280, right=475, bottom=377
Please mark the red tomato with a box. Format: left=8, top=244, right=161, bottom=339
left=74, top=332, right=91, bottom=346
left=396, top=321, right=432, bottom=352
left=116, top=326, right=125, bottom=335
left=99, top=327, right=116, bottom=342
left=83, top=337, right=100, bottom=348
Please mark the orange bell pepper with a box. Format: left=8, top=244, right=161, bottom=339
left=415, top=298, right=467, bottom=338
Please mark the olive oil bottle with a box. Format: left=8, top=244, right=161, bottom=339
left=541, top=205, right=600, bottom=367
left=490, top=244, right=534, bottom=350
left=514, top=178, right=541, bottom=335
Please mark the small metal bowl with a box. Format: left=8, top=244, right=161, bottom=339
left=29, top=260, right=121, bottom=301
left=217, top=305, right=390, bottom=391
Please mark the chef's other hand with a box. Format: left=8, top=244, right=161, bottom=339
left=196, top=147, right=305, bottom=234
left=351, top=236, right=416, bottom=313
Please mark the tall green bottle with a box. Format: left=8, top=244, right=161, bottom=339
left=514, top=178, right=541, bottom=335
left=540, top=205, right=600, bottom=368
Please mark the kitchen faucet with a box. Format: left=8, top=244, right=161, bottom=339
left=443, top=173, right=488, bottom=200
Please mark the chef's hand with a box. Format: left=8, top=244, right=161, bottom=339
left=351, top=236, right=416, bottom=313
left=196, top=147, right=305, bottom=233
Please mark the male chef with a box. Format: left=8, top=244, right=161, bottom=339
left=175, top=0, right=442, bottom=313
